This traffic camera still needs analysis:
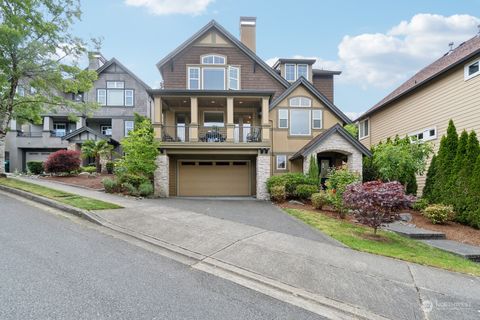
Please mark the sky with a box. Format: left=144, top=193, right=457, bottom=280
left=72, top=0, right=480, bottom=119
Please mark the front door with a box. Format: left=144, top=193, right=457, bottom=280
left=318, top=157, right=332, bottom=188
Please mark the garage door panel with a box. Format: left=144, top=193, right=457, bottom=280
left=178, top=161, right=250, bottom=196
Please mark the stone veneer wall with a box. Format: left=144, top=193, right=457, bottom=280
left=256, top=154, right=271, bottom=200
left=302, top=132, right=363, bottom=178
left=154, top=154, right=169, bottom=197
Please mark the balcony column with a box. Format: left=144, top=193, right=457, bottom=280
left=226, top=97, right=234, bottom=142
left=153, top=96, right=162, bottom=139
left=189, top=97, right=198, bottom=142
left=43, top=116, right=53, bottom=132
left=76, top=116, right=86, bottom=130
left=261, top=97, right=270, bottom=142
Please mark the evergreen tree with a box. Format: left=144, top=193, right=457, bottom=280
left=423, top=154, right=437, bottom=200
left=467, top=154, right=480, bottom=228
left=449, top=130, right=468, bottom=217
left=307, top=154, right=320, bottom=185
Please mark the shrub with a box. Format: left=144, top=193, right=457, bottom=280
left=44, top=150, right=81, bottom=174
left=27, top=161, right=43, bottom=174
left=122, top=182, right=139, bottom=196
left=118, top=173, right=149, bottom=188
left=295, top=184, right=318, bottom=200
left=270, top=185, right=286, bottom=203
left=325, top=168, right=360, bottom=215
left=343, top=181, right=415, bottom=234
left=81, top=166, right=97, bottom=174
left=311, top=192, right=329, bottom=210
left=422, top=205, right=454, bottom=224
left=412, top=198, right=429, bottom=211
left=138, top=181, right=154, bottom=197
left=102, top=178, right=121, bottom=193
left=468, top=209, right=480, bottom=229
left=266, top=173, right=316, bottom=197
left=106, top=161, right=114, bottom=174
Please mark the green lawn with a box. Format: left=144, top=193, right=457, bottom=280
left=0, top=178, right=122, bottom=211
left=286, top=208, right=480, bottom=276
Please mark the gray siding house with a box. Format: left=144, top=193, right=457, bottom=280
left=5, top=53, right=152, bottom=172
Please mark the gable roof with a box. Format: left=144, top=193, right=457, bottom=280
left=290, top=124, right=372, bottom=160
left=156, top=20, right=290, bottom=88
left=269, top=77, right=352, bottom=124
left=62, top=126, right=119, bottom=145
left=96, top=58, right=152, bottom=91
left=357, top=35, right=480, bottom=121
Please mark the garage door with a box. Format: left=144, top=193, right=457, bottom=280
left=25, top=151, right=52, bottom=163
left=178, top=160, right=251, bottom=196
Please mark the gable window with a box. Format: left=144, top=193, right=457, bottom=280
left=228, top=66, right=239, bottom=90
left=278, top=109, right=288, bottom=128
left=359, top=119, right=369, bottom=139
left=202, top=68, right=225, bottom=90
left=125, top=90, right=134, bottom=106
left=204, top=111, right=224, bottom=127
left=290, top=109, right=311, bottom=136
left=465, top=60, right=480, bottom=80
left=312, top=110, right=323, bottom=129
left=276, top=155, right=287, bottom=170
left=201, top=54, right=226, bottom=65
left=188, top=67, right=200, bottom=89
left=107, top=81, right=124, bottom=89
left=409, top=127, right=437, bottom=142
left=297, top=64, right=308, bottom=79
left=289, top=97, right=311, bottom=107
left=124, top=120, right=134, bottom=136
left=97, top=81, right=134, bottom=106
left=101, top=125, right=112, bottom=136
left=285, top=64, right=296, bottom=81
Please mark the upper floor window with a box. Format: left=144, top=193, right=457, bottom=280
left=285, top=64, right=309, bottom=81
left=188, top=64, right=240, bottom=90
left=290, top=109, right=311, bottom=136
left=409, top=127, right=437, bottom=142
left=53, top=123, right=66, bottom=137
left=202, top=68, right=225, bottom=90
left=97, top=81, right=134, bottom=106
left=278, top=109, right=288, bottom=128
left=359, top=119, right=369, bottom=139
left=289, top=97, right=311, bottom=107
left=312, top=110, right=323, bottom=129
left=188, top=67, right=200, bottom=89
left=465, top=59, right=480, bottom=80
left=201, top=54, right=226, bottom=65
left=228, top=66, right=239, bottom=90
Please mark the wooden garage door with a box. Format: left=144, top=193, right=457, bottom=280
left=178, top=160, right=250, bottom=196
left=26, top=151, right=52, bottom=163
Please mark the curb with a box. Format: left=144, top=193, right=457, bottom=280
left=1, top=184, right=389, bottom=320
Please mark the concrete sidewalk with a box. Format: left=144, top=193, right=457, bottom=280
left=11, top=176, right=480, bottom=319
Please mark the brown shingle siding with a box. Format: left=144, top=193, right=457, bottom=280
left=312, top=75, right=334, bottom=102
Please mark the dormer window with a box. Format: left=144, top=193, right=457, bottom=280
left=285, top=64, right=309, bottom=81
left=201, top=54, right=226, bottom=65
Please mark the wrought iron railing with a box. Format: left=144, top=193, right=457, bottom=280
left=160, top=125, right=262, bottom=143
left=234, top=126, right=262, bottom=143
left=161, top=125, right=189, bottom=142
left=199, top=126, right=227, bottom=142
left=17, top=131, right=43, bottom=137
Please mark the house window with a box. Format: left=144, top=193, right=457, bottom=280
left=359, top=119, right=369, bottom=139
left=202, top=68, right=225, bottom=90
left=124, top=120, right=134, bottom=136
left=228, top=66, right=239, bottom=90
left=16, top=86, right=25, bottom=97
left=278, top=109, right=288, bottom=128
left=101, top=125, right=112, bottom=136
left=106, top=81, right=124, bottom=89
left=107, top=90, right=124, bottom=106
left=53, top=123, right=66, bottom=137
left=201, top=54, right=226, bottom=65
left=285, top=64, right=296, bottom=81
left=188, top=67, right=200, bottom=89
left=290, top=109, right=311, bottom=136
left=465, top=60, right=480, bottom=80
left=297, top=64, right=308, bottom=79
left=125, top=90, right=134, bottom=106
left=276, top=155, right=287, bottom=170
left=409, top=127, right=437, bottom=142
left=289, top=97, right=311, bottom=107
left=312, top=110, right=323, bottom=129
left=97, top=89, right=106, bottom=105
left=204, top=112, right=224, bottom=127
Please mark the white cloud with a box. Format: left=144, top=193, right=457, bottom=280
left=344, top=111, right=362, bottom=121
left=266, top=14, right=480, bottom=89
left=125, top=0, right=214, bottom=15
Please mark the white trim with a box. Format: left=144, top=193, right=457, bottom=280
left=289, top=109, right=311, bottom=136
left=358, top=118, right=369, bottom=139
left=276, top=155, right=287, bottom=170
left=297, top=64, right=309, bottom=80
left=312, top=109, right=323, bottom=129
left=278, top=109, right=288, bottom=128
left=228, top=66, right=240, bottom=90
left=188, top=66, right=200, bottom=90
left=201, top=54, right=226, bottom=65
left=289, top=96, right=312, bottom=107
left=464, top=59, right=480, bottom=80
left=106, top=81, right=124, bottom=89
left=409, top=126, right=437, bottom=142
left=201, top=67, right=226, bottom=90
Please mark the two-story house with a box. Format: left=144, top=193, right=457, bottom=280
left=356, top=34, right=480, bottom=193
left=151, top=18, right=370, bottom=199
left=5, top=53, right=152, bottom=172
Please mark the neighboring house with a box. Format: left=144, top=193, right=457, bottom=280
left=5, top=53, right=152, bottom=172
left=151, top=18, right=370, bottom=199
left=356, top=34, right=480, bottom=193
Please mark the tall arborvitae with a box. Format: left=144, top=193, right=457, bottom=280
left=450, top=130, right=469, bottom=217
left=433, top=120, right=458, bottom=203
left=423, top=154, right=437, bottom=201
left=467, top=154, right=480, bottom=228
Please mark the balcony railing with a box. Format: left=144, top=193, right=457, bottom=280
left=160, top=125, right=262, bottom=143
left=17, top=131, right=43, bottom=137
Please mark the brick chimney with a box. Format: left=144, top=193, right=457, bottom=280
left=88, top=52, right=107, bottom=70
left=240, top=17, right=256, bottom=53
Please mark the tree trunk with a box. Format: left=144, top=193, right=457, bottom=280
left=95, top=155, right=101, bottom=173
left=0, top=134, right=6, bottom=177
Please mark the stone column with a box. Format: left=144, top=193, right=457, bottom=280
left=261, top=97, right=270, bottom=142
left=226, top=97, right=234, bottom=142
left=303, top=153, right=311, bottom=174
left=256, top=152, right=271, bottom=200
left=154, top=154, right=169, bottom=197
left=189, top=97, right=198, bottom=142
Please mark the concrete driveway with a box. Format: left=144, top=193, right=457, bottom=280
left=161, top=198, right=342, bottom=246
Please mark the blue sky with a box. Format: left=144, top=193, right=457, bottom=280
left=72, top=0, right=480, bottom=118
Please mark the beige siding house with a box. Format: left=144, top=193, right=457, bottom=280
left=357, top=35, right=480, bottom=192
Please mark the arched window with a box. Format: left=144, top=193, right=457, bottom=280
left=201, top=54, right=226, bottom=65
left=289, top=97, right=311, bottom=107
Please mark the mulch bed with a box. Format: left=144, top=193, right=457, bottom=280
left=41, top=174, right=114, bottom=190
left=278, top=200, right=480, bottom=246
